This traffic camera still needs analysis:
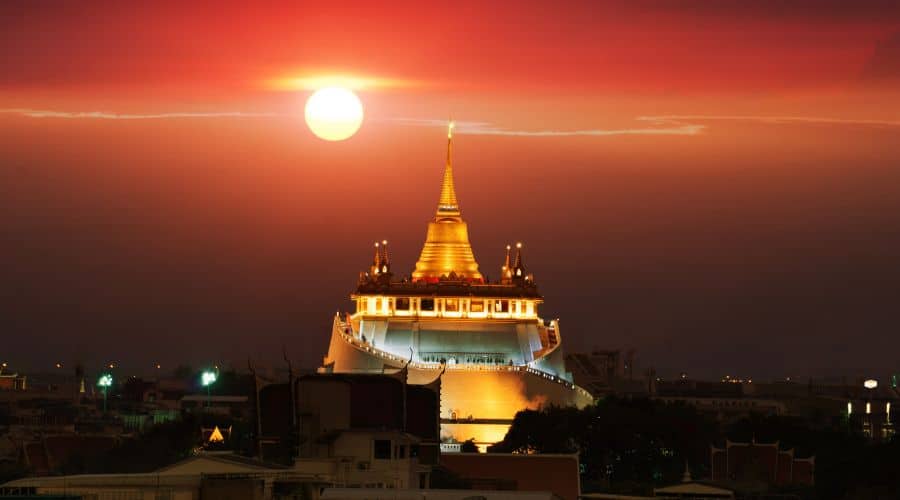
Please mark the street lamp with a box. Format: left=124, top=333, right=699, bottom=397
left=97, top=373, right=113, bottom=413
left=201, top=369, right=218, bottom=408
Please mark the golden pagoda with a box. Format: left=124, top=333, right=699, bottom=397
left=320, top=124, right=592, bottom=449
left=412, top=122, right=483, bottom=283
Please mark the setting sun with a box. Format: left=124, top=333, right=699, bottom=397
left=304, top=87, right=363, bottom=141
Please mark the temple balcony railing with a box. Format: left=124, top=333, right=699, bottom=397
left=333, top=317, right=591, bottom=399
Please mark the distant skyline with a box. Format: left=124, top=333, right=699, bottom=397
left=2, top=0, right=900, bottom=379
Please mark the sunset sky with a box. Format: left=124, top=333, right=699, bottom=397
left=2, top=1, right=900, bottom=379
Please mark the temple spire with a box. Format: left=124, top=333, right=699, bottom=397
left=380, top=239, right=390, bottom=274
left=371, top=242, right=381, bottom=275
left=437, top=121, right=460, bottom=216
left=412, top=123, right=483, bottom=282
left=513, top=242, right=525, bottom=278
left=501, top=244, right=513, bottom=284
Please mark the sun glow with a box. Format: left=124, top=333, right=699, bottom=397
left=304, top=87, right=364, bottom=141
left=268, top=73, right=416, bottom=91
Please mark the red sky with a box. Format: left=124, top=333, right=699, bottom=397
left=2, top=1, right=900, bottom=379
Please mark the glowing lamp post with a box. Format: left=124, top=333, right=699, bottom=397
left=97, top=373, right=113, bottom=413
left=201, top=370, right=218, bottom=408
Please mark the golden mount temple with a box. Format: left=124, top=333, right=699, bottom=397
left=320, top=122, right=592, bottom=449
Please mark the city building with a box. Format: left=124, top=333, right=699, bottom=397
left=439, top=453, right=581, bottom=500
left=322, top=488, right=562, bottom=500
left=20, top=435, right=118, bottom=477
left=650, top=376, right=900, bottom=434
left=257, top=371, right=440, bottom=489
left=710, top=439, right=814, bottom=486
left=653, top=378, right=788, bottom=420
left=179, top=394, right=250, bottom=416
left=0, top=454, right=292, bottom=500
left=0, top=372, right=26, bottom=392
left=320, top=124, right=592, bottom=447
left=565, top=349, right=649, bottom=397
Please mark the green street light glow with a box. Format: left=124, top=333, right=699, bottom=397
left=97, top=373, right=113, bottom=413
left=201, top=369, right=218, bottom=408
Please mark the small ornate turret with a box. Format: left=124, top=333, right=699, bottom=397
left=512, top=242, right=525, bottom=278
left=501, top=244, right=513, bottom=284
left=370, top=242, right=382, bottom=276
left=380, top=240, right=391, bottom=275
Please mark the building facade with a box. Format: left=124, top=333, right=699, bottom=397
left=710, top=439, right=814, bottom=486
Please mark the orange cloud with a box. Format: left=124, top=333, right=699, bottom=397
left=0, top=108, right=279, bottom=120
left=386, top=117, right=705, bottom=137
left=638, top=115, right=900, bottom=128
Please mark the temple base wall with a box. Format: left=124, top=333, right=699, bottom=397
left=322, top=327, right=593, bottom=446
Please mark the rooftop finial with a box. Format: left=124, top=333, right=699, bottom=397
left=437, top=119, right=460, bottom=216
left=371, top=242, right=381, bottom=275
left=501, top=244, right=513, bottom=284
left=513, top=242, right=525, bottom=278
left=380, top=240, right=390, bottom=274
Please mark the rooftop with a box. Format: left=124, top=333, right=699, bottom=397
left=354, top=278, right=542, bottom=299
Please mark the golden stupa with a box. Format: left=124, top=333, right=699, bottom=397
left=322, top=124, right=593, bottom=449
left=412, top=123, right=484, bottom=282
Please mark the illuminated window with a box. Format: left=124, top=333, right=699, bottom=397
left=445, top=299, right=459, bottom=312
left=374, top=298, right=382, bottom=312
left=396, top=298, right=410, bottom=310
left=421, top=299, right=435, bottom=311
left=470, top=300, right=484, bottom=312
left=495, top=300, right=509, bottom=313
